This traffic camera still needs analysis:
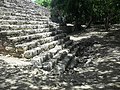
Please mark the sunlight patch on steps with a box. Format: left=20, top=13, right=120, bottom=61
left=98, top=70, right=113, bottom=75
left=72, top=85, right=93, bottom=89
left=85, top=31, right=109, bottom=38
left=86, top=31, right=108, bottom=35
left=70, top=36, right=91, bottom=41
left=116, top=62, right=120, bottom=64
left=70, top=31, right=108, bottom=41
left=0, top=55, right=31, bottom=66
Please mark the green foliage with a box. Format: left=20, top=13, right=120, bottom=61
left=92, top=0, right=120, bottom=20
left=51, top=0, right=94, bottom=30
left=92, top=0, right=120, bottom=30
left=51, top=0, right=120, bottom=30
left=35, top=0, right=51, bottom=8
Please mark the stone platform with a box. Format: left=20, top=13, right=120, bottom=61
left=0, top=0, right=79, bottom=73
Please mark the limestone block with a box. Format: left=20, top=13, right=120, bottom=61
left=42, top=62, right=53, bottom=71
left=45, top=52, right=53, bottom=60
left=33, top=46, right=61, bottom=63
left=68, top=56, right=79, bottom=69
left=64, top=36, right=70, bottom=41
left=15, top=46, right=27, bottom=53
left=53, top=49, right=69, bottom=60
left=61, top=56, right=70, bottom=65
left=24, top=47, right=40, bottom=59
left=48, top=45, right=62, bottom=55
left=54, top=63, right=66, bottom=74
left=31, top=52, right=52, bottom=67
left=51, top=31, right=57, bottom=36
left=58, top=39, right=64, bottom=45
left=45, top=37, right=54, bottom=43
left=31, top=56, right=42, bottom=68
left=63, top=40, right=73, bottom=48
left=5, top=46, right=15, bottom=52
left=24, top=41, right=58, bottom=59
left=39, top=53, right=48, bottom=62
left=8, top=32, right=51, bottom=43
left=15, top=40, right=38, bottom=51
left=54, top=54, right=74, bottom=73
left=24, top=50, right=34, bottom=59
left=43, top=58, right=60, bottom=71
left=51, top=59, right=58, bottom=65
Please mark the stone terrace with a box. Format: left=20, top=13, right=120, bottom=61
left=0, top=0, right=79, bottom=73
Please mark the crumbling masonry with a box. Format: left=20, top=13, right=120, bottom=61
left=0, top=0, right=80, bottom=73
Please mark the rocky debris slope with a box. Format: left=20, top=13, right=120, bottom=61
left=58, top=27, right=120, bottom=90
left=0, top=1, right=120, bottom=89
left=0, top=59, right=52, bottom=90
left=0, top=27, right=120, bottom=90
left=0, top=0, right=79, bottom=72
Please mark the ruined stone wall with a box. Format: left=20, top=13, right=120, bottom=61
left=0, top=0, right=79, bottom=73
left=0, top=0, right=50, bottom=17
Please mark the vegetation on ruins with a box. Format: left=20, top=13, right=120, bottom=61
left=35, top=0, right=51, bottom=8
left=35, top=0, right=120, bottom=31
left=50, top=0, right=120, bottom=30
left=0, top=0, right=120, bottom=89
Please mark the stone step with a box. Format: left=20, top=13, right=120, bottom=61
left=0, top=6, right=38, bottom=12
left=62, top=40, right=73, bottom=48
left=70, top=46, right=79, bottom=55
left=0, top=14, right=48, bottom=21
left=23, top=37, right=70, bottom=59
left=67, top=56, right=79, bottom=69
left=0, top=6, right=49, bottom=20
left=6, top=30, right=65, bottom=43
left=8, top=32, right=53, bottom=44
left=23, top=41, right=60, bottom=59
left=0, top=20, right=48, bottom=25
left=42, top=49, right=69, bottom=71
left=55, top=54, right=75, bottom=74
left=0, top=24, right=48, bottom=30
left=0, top=6, right=47, bottom=17
left=1, top=32, right=67, bottom=53
left=0, top=28, right=50, bottom=37
left=2, top=4, right=48, bottom=16
left=15, top=34, right=68, bottom=52
left=1, top=0, right=50, bottom=17
left=42, top=42, right=79, bottom=72
left=3, top=1, right=48, bottom=12
left=1, top=35, right=67, bottom=59
left=31, top=45, right=63, bottom=68
left=4, top=40, right=60, bottom=58
left=69, top=42, right=80, bottom=52
left=0, top=16, right=47, bottom=21
left=0, top=16, right=48, bottom=22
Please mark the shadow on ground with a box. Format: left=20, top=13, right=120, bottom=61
left=46, top=28, right=120, bottom=90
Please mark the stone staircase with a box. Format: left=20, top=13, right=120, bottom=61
left=0, top=0, right=79, bottom=74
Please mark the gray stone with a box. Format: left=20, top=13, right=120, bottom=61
left=42, top=62, right=53, bottom=71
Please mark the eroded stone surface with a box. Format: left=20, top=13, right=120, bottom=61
left=0, top=0, right=120, bottom=89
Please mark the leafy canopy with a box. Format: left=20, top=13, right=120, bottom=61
left=35, top=0, right=51, bottom=8
left=35, top=0, right=120, bottom=30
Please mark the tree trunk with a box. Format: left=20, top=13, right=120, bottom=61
left=74, top=19, right=82, bottom=31
left=105, top=16, right=109, bottom=31
left=86, top=16, right=93, bottom=29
